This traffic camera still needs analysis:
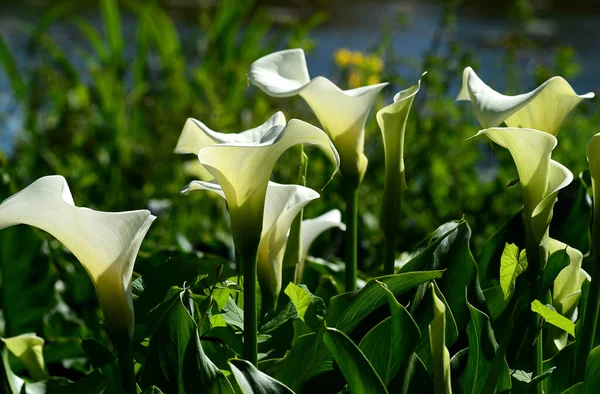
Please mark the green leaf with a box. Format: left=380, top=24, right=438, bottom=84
left=359, top=281, right=420, bottom=385
left=459, top=300, right=511, bottom=393
left=229, top=359, right=294, bottom=394
left=327, top=271, right=444, bottom=333
left=428, top=284, right=452, bottom=394
left=499, top=243, right=527, bottom=300
left=541, top=249, right=570, bottom=294
left=139, top=287, right=234, bottom=393
left=100, top=0, right=124, bottom=60
left=45, top=370, right=107, bottom=394
left=323, top=326, right=389, bottom=394
left=0, top=36, right=25, bottom=100
left=531, top=300, right=575, bottom=336
left=510, top=367, right=555, bottom=392
left=582, top=346, right=600, bottom=393
left=80, top=338, right=115, bottom=369
left=283, top=283, right=325, bottom=331
left=260, top=297, right=299, bottom=334
left=222, top=296, right=245, bottom=331
left=562, top=383, right=583, bottom=393
left=273, top=331, right=330, bottom=391
left=543, top=343, right=576, bottom=394
left=141, top=386, right=165, bottom=394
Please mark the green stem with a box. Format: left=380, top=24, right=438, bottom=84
left=242, top=248, right=259, bottom=366
left=575, top=245, right=600, bottom=381
left=113, top=334, right=136, bottom=394
left=345, top=186, right=359, bottom=292
left=525, top=229, right=546, bottom=394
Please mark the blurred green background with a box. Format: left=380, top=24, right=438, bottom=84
left=0, top=0, right=598, bottom=355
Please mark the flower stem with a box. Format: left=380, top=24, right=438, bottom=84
left=575, top=228, right=600, bottom=381
left=242, top=248, right=259, bottom=366
left=113, top=334, right=136, bottom=394
left=525, top=230, right=547, bottom=394
left=344, top=186, right=359, bottom=292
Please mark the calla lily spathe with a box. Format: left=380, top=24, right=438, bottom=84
left=2, top=333, right=47, bottom=381
left=471, top=127, right=572, bottom=243
left=296, top=209, right=346, bottom=282
left=0, top=176, right=156, bottom=338
left=248, top=49, right=387, bottom=186
left=376, top=74, right=424, bottom=245
left=457, top=67, right=594, bottom=136
left=183, top=180, right=320, bottom=298
left=194, top=117, right=339, bottom=257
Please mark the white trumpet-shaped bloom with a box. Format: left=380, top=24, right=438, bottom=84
left=471, top=128, right=572, bottom=243
left=174, top=111, right=287, bottom=155
left=183, top=181, right=320, bottom=298
left=195, top=118, right=339, bottom=257
left=248, top=49, right=387, bottom=185
left=0, top=176, right=156, bottom=338
left=2, top=333, right=47, bottom=381
left=296, top=209, right=346, bottom=282
left=376, top=74, right=424, bottom=236
left=457, top=67, right=594, bottom=136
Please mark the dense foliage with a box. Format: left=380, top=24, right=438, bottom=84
left=0, top=0, right=599, bottom=393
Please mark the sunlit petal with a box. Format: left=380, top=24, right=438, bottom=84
left=549, top=239, right=589, bottom=319
left=174, top=111, right=287, bottom=155
left=196, top=119, right=339, bottom=256
left=0, top=176, right=156, bottom=337
left=376, top=74, right=424, bottom=235
left=183, top=180, right=320, bottom=298
left=248, top=49, right=387, bottom=184
left=296, top=209, right=346, bottom=281
left=2, top=333, right=47, bottom=381
left=457, top=66, right=594, bottom=136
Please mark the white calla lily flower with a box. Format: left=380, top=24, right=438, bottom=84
left=194, top=118, right=339, bottom=257
left=472, top=128, right=572, bottom=243
left=0, top=176, right=156, bottom=338
left=376, top=75, right=424, bottom=266
left=296, top=209, right=346, bottom=282
left=184, top=180, right=319, bottom=298
left=248, top=49, right=387, bottom=185
left=2, top=333, right=47, bottom=381
left=174, top=111, right=287, bottom=155
left=457, top=67, right=594, bottom=136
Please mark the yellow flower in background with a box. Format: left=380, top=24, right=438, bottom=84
left=367, top=75, right=381, bottom=85
left=348, top=70, right=361, bottom=88
left=366, top=56, right=384, bottom=74
left=350, top=51, right=365, bottom=66
left=334, top=48, right=352, bottom=68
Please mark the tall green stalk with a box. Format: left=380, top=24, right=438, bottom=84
left=525, top=228, right=547, bottom=394
left=242, top=248, right=259, bottom=366
left=575, top=218, right=600, bottom=380
left=345, top=186, right=359, bottom=292
left=112, top=334, right=136, bottom=394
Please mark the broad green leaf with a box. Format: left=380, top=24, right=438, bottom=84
left=139, top=287, right=234, bottom=393
left=499, top=243, right=527, bottom=299
left=260, top=297, right=298, bottom=334
left=283, top=283, right=325, bottom=331
left=229, top=359, right=294, bottom=394
left=80, top=338, right=115, bottom=369
left=582, top=346, right=600, bottom=393
left=45, top=370, right=106, bottom=394
left=273, top=332, right=331, bottom=391
left=458, top=300, right=511, bottom=393
left=222, top=296, right=245, bottom=331
left=541, top=249, right=570, bottom=294
left=543, top=343, right=576, bottom=394
left=323, top=326, right=389, bottom=394
left=359, top=282, right=420, bottom=385
left=531, top=300, right=575, bottom=336
left=327, top=270, right=444, bottom=333
left=510, top=367, right=555, bottom=392
left=429, top=284, right=452, bottom=394
left=562, top=383, right=584, bottom=393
